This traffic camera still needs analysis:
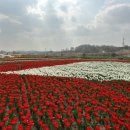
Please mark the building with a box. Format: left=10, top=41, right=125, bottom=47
left=0, top=54, right=14, bottom=58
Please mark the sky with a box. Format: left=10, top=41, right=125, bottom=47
left=0, top=0, right=130, bottom=51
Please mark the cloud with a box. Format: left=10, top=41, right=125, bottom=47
left=0, top=0, right=130, bottom=51
left=0, top=13, right=22, bottom=25
left=0, top=0, right=69, bottom=51
left=94, top=4, right=130, bottom=25
left=0, top=13, right=8, bottom=20
left=26, top=0, right=47, bottom=19
left=88, top=3, right=130, bottom=40
left=106, top=0, right=130, bottom=6
left=0, top=0, right=35, bottom=16
left=67, top=2, right=130, bottom=46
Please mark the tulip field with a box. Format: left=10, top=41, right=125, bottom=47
left=0, top=59, right=130, bottom=130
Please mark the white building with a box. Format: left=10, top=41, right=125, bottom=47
left=0, top=54, right=14, bottom=58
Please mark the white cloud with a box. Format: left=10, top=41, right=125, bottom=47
left=9, top=18, right=22, bottom=25
left=0, top=13, right=22, bottom=24
left=0, top=13, right=9, bottom=20
left=26, top=0, right=80, bottom=28
left=56, top=0, right=81, bottom=29
left=106, top=0, right=130, bottom=6
left=26, top=0, right=48, bottom=19
left=94, top=4, right=130, bottom=26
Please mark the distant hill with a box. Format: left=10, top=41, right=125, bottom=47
left=74, top=44, right=130, bottom=54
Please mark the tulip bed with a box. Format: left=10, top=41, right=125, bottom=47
left=0, top=59, right=82, bottom=72
left=0, top=60, right=130, bottom=130
left=4, top=61, right=130, bottom=81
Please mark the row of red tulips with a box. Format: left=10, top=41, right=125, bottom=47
left=0, top=74, right=129, bottom=130
left=0, top=60, right=82, bottom=72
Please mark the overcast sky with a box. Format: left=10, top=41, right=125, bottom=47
left=0, top=0, right=130, bottom=51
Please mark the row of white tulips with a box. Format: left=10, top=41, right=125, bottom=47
left=3, top=61, right=130, bottom=81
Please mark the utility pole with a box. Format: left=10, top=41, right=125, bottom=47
left=45, top=48, right=46, bottom=56
left=122, top=37, right=125, bottom=48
